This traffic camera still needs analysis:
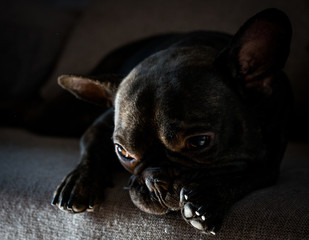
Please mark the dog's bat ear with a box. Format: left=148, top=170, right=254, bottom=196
left=57, top=74, right=122, bottom=107
left=218, top=8, right=292, bottom=95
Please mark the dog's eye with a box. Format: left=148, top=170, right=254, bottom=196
left=115, top=144, right=138, bottom=173
left=185, top=134, right=214, bottom=151
left=115, top=144, right=135, bottom=161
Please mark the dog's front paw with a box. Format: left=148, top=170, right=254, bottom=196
left=180, top=187, right=223, bottom=235
left=51, top=165, right=109, bottom=213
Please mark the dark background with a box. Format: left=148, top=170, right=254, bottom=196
left=1, top=0, right=308, bottom=141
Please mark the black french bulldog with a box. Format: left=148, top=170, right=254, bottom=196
left=51, top=9, right=292, bottom=235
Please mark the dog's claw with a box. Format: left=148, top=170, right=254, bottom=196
left=51, top=196, right=57, bottom=206
left=184, top=194, right=189, bottom=201
left=51, top=166, right=105, bottom=214
left=195, top=206, right=207, bottom=217
left=210, top=227, right=216, bottom=235
left=180, top=189, right=199, bottom=202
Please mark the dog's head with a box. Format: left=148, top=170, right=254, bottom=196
left=58, top=9, right=291, bottom=214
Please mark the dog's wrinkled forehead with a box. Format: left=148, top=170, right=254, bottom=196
left=114, top=46, right=227, bottom=151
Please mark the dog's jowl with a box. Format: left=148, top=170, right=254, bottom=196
left=52, top=9, right=292, bottom=235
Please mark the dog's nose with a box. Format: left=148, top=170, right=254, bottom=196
left=145, top=177, right=169, bottom=192
left=142, top=167, right=171, bottom=191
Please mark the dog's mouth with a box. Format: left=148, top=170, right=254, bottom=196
left=127, top=167, right=182, bottom=215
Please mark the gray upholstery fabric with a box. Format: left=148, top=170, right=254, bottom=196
left=0, top=128, right=308, bottom=240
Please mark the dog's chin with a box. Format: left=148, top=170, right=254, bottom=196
left=128, top=174, right=181, bottom=215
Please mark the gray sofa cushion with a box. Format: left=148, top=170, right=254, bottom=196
left=0, top=128, right=308, bottom=239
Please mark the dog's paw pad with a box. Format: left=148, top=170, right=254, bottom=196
left=182, top=202, right=212, bottom=231
left=190, top=220, right=206, bottom=231
left=180, top=188, right=216, bottom=235
left=183, top=203, right=195, bottom=218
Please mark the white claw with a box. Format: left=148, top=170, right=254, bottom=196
left=86, top=208, right=94, bottom=212
left=184, top=194, right=189, bottom=201
left=210, top=227, right=216, bottom=235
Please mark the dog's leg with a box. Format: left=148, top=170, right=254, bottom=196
left=51, top=108, right=118, bottom=213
